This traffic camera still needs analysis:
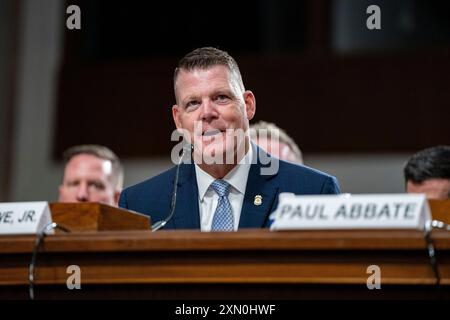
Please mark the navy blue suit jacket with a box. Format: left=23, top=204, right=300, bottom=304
left=119, top=146, right=340, bottom=229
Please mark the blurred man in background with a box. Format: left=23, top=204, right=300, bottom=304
left=250, top=120, right=303, bottom=164
left=59, top=144, right=123, bottom=206
left=404, top=145, right=450, bottom=200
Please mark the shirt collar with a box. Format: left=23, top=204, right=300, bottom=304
left=195, top=144, right=253, bottom=200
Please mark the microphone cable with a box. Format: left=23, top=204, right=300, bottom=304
left=28, top=222, right=70, bottom=300
left=423, top=219, right=450, bottom=298
left=151, top=144, right=192, bottom=232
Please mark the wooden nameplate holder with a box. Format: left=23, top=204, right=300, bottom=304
left=49, top=202, right=151, bottom=232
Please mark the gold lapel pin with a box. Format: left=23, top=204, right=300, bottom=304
left=254, top=195, right=262, bottom=206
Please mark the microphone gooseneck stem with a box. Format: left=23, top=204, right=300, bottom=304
left=151, top=144, right=191, bottom=232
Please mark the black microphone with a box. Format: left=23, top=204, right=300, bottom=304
left=151, top=143, right=192, bottom=231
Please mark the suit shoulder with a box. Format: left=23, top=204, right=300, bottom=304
left=122, top=166, right=177, bottom=197
left=278, top=160, right=333, bottom=180
left=276, top=160, right=340, bottom=194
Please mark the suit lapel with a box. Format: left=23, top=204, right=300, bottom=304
left=239, top=145, right=279, bottom=229
left=171, top=163, right=201, bottom=229
left=169, top=145, right=279, bottom=229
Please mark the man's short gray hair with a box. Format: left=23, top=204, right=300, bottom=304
left=174, top=47, right=245, bottom=94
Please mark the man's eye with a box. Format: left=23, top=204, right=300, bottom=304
left=186, top=100, right=200, bottom=109
left=216, top=95, right=230, bottom=103
left=89, top=182, right=105, bottom=190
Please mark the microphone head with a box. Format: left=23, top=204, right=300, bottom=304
left=182, top=143, right=193, bottom=154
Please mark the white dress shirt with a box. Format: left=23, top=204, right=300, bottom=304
left=195, top=145, right=253, bottom=231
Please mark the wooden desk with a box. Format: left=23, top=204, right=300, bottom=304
left=1, top=229, right=449, bottom=299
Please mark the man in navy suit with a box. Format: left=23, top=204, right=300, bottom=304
left=119, top=47, right=340, bottom=230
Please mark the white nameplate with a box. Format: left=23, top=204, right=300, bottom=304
left=0, top=202, right=53, bottom=234
left=270, top=193, right=431, bottom=230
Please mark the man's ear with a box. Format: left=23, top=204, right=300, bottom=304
left=58, top=185, right=63, bottom=202
left=172, top=104, right=193, bottom=145
left=243, top=90, right=256, bottom=120
left=114, top=190, right=121, bottom=206
left=172, top=104, right=182, bottom=130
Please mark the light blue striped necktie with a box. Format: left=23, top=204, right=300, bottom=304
left=210, top=179, right=234, bottom=231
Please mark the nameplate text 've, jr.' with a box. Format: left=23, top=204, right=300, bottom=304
left=0, top=202, right=52, bottom=234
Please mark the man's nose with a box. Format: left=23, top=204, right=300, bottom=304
left=76, top=183, right=89, bottom=202
left=200, top=99, right=218, bottom=122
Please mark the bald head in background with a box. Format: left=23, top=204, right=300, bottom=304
left=250, top=121, right=303, bottom=164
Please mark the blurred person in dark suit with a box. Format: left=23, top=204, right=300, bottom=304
left=119, top=47, right=340, bottom=231
left=250, top=120, right=303, bottom=164
left=404, top=145, right=450, bottom=200
left=59, top=145, right=123, bottom=206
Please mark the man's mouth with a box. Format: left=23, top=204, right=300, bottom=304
left=202, top=129, right=224, bottom=137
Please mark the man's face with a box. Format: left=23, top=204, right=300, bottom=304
left=59, top=154, right=119, bottom=205
left=172, top=65, right=255, bottom=164
left=255, top=137, right=301, bottom=164
left=406, top=178, right=450, bottom=200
